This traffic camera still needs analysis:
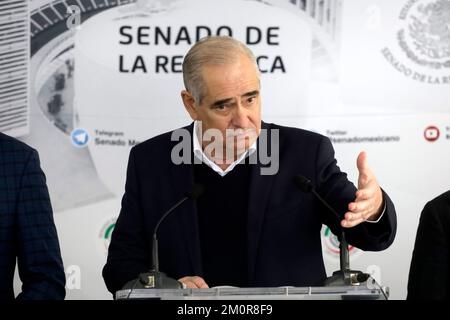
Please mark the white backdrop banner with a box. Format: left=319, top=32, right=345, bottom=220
left=11, top=0, right=450, bottom=299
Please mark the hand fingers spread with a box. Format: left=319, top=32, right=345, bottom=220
left=348, top=200, right=372, bottom=215
left=341, top=216, right=365, bottom=228
left=344, top=210, right=371, bottom=224
left=355, top=188, right=375, bottom=201
left=356, top=151, right=368, bottom=172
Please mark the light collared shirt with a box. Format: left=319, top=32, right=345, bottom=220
left=192, top=121, right=257, bottom=177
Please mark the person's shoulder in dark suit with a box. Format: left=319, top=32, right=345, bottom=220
left=269, top=122, right=323, bottom=139
left=0, top=131, right=34, bottom=153
left=407, top=191, right=450, bottom=300
left=0, top=132, right=66, bottom=300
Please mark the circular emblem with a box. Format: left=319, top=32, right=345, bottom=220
left=71, top=128, right=89, bottom=147
left=98, top=217, right=117, bottom=256
left=424, top=125, right=440, bottom=141
left=399, top=0, right=450, bottom=69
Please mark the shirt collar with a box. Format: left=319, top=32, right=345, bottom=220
left=192, top=121, right=257, bottom=177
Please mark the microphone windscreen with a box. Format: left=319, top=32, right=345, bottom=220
left=186, top=183, right=205, bottom=199
left=294, top=175, right=314, bottom=193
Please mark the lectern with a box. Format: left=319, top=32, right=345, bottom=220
left=116, top=277, right=388, bottom=300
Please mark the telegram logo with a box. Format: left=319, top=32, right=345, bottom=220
left=71, top=128, right=89, bottom=147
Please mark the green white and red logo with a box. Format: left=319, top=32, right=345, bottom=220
left=321, top=226, right=361, bottom=261
left=98, top=217, right=117, bottom=256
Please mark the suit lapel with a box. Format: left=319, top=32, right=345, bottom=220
left=169, top=123, right=203, bottom=276
left=247, top=122, right=276, bottom=283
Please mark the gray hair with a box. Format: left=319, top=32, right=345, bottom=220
left=182, top=36, right=260, bottom=104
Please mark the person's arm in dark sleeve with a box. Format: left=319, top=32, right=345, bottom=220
left=102, top=148, right=151, bottom=296
left=407, top=198, right=449, bottom=300
left=16, top=149, right=66, bottom=300
left=315, top=136, right=397, bottom=251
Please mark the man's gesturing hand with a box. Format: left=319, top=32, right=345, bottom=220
left=341, top=151, right=384, bottom=228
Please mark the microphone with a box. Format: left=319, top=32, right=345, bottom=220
left=294, top=175, right=369, bottom=286
left=151, top=183, right=204, bottom=273
left=122, top=184, right=204, bottom=293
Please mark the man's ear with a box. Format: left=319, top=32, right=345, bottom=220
left=181, top=90, right=198, bottom=120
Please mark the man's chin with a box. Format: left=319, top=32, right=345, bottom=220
left=225, top=147, right=249, bottom=161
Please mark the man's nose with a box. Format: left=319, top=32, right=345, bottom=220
left=231, top=104, right=249, bottom=129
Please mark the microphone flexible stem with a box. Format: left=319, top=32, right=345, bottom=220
left=339, top=232, right=350, bottom=272
left=152, top=236, right=159, bottom=272
left=154, top=196, right=189, bottom=235
left=311, top=188, right=350, bottom=272
left=151, top=196, right=189, bottom=272
left=311, top=189, right=341, bottom=221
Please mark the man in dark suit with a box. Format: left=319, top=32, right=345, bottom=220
left=408, top=191, right=450, bottom=300
left=103, top=36, right=397, bottom=294
left=0, top=133, right=65, bottom=300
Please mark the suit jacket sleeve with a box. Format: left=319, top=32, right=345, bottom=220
left=407, top=195, right=449, bottom=299
left=315, top=136, right=397, bottom=251
left=103, top=147, right=151, bottom=295
left=16, top=148, right=66, bottom=300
